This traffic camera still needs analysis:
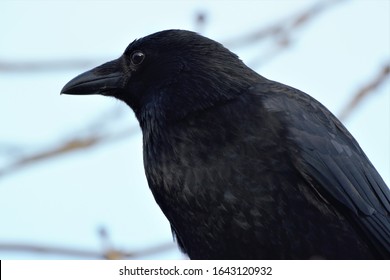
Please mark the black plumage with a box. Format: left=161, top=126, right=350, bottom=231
left=61, top=30, right=390, bottom=259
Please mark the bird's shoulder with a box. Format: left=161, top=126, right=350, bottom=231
left=249, top=80, right=390, bottom=256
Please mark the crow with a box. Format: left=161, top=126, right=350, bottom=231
left=61, top=29, right=390, bottom=259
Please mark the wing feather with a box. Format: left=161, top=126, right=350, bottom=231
left=256, top=81, right=390, bottom=256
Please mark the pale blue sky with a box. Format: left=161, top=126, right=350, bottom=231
left=0, top=0, right=389, bottom=259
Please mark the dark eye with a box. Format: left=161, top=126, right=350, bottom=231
left=131, top=51, right=145, bottom=65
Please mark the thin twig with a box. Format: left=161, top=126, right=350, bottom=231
left=339, top=63, right=390, bottom=121
left=0, top=59, right=105, bottom=73
left=224, top=0, right=347, bottom=48
left=225, top=0, right=347, bottom=69
left=0, top=126, right=139, bottom=178
left=0, top=242, right=176, bottom=259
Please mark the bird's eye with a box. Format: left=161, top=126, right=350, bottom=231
left=131, top=51, right=145, bottom=65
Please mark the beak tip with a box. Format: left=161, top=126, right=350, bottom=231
left=60, top=84, right=75, bottom=95
left=60, top=57, right=125, bottom=97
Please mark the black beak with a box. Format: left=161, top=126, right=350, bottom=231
left=61, top=57, right=127, bottom=96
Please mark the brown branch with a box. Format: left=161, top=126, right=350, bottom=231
left=0, top=241, right=176, bottom=259
left=0, top=126, right=139, bottom=178
left=224, top=0, right=348, bottom=69
left=0, top=59, right=104, bottom=73
left=339, top=63, right=390, bottom=121
left=224, top=0, right=347, bottom=48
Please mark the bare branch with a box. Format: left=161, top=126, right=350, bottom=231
left=224, top=0, right=348, bottom=69
left=194, top=11, right=208, bottom=34
left=0, top=126, right=139, bottom=178
left=0, top=241, right=176, bottom=259
left=0, top=59, right=103, bottom=73
left=224, top=0, right=347, bottom=48
left=339, top=63, right=390, bottom=121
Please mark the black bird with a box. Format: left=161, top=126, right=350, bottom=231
left=61, top=30, right=390, bottom=259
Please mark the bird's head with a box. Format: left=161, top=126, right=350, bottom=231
left=61, top=29, right=259, bottom=124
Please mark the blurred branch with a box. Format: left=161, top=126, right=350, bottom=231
left=224, top=0, right=347, bottom=48
left=339, top=63, right=390, bottom=121
left=0, top=241, right=176, bottom=259
left=0, top=126, right=139, bottom=178
left=0, top=59, right=103, bottom=73
left=225, top=0, right=347, bottom=69
left=194, top=10, right=208, bottom=34
left=0, top=218, right=178, bottom=260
